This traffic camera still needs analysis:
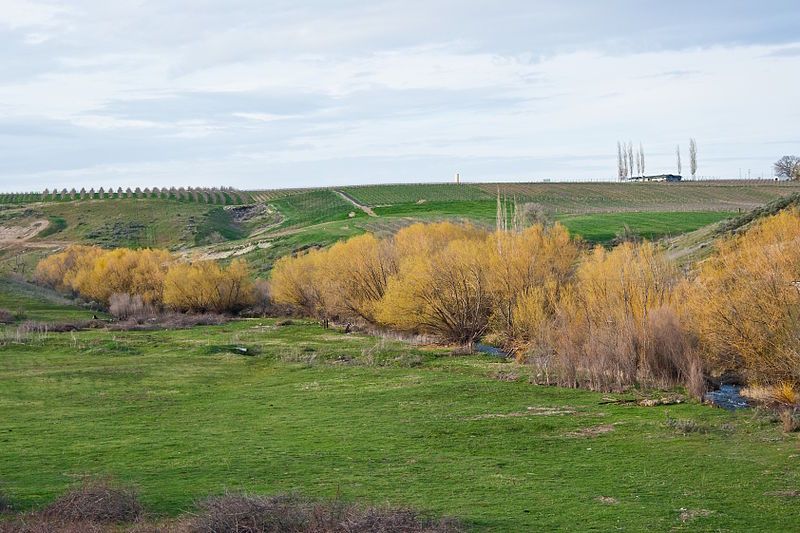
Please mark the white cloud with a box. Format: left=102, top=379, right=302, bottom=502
left=1, top=1, right=799, bottom=189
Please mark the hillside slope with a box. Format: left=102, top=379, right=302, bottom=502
left=1, top=181, right=797, bottom=277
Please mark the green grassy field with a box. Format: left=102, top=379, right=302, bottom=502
left=271, top=190, right=366, bottom=229
left=557, top=211, right=738, bottom=243
left=0, top=278, right=99, bottom=322
left=3, top=182, right=800, bottom=530
left=340, top=183, right=492, bottom=205
left=339, top=181, right=800, bottom=212
left=1, top=320, right=798, bottom=531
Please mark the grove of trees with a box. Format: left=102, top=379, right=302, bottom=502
left=272, top=210, right=800, bottom=393
left=35, top=246, right=254, bottom=314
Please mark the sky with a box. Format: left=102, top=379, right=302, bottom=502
left=1, top=0, right=799, bottom=192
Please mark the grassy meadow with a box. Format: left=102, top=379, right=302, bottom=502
left=2, top=181, right=800, bottom=530
left=2, top=320, right=799, bottom=531
left=0, top=278, right=99, bottom=322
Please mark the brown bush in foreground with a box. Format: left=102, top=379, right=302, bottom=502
left=42, top=479, right=143, bottom=524
left=186, top=493, right=463, bottom=533
left=0, top=308, right=14, bottom=324
left=109, top=293, right=151, bottom=319
left=107, top=312, right=228, bottom=331
left=0, top=487, right=461, bottom=533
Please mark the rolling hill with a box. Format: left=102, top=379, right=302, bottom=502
left=1, top=180, right=798, bottom=278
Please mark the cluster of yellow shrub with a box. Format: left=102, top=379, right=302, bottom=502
left=684, top=209, right=800, bottom=385
left=272, top=211, right=800, bottom=390
left=36, top=245, right=254, bottom=313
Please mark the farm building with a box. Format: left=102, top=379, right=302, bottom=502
left=627, top=174, right=682, bottom=182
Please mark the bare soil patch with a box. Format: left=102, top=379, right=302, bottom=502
left=468, top=406, right=575, bottom=420
left=565, top=424, right=616, bottom=438
left=0, top=219, right=48, bottom=246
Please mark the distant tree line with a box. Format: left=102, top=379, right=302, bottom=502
left=617, top=138, right=698, bottom=180
left=0, top=187, right=252, bottom=205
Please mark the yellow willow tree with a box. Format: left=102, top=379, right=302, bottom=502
left=684, top=209, right=800, bottom=383
left=556, top=241, right=694, bottom=391
left=270, top=221, right=486, bottom=327
left=270, top=248, right=331, bottom=320
left=485, top=223, right=579, bottom=354
left=163, top=258, right=255, bottom=313
left=73, top=248, right=173, bottom=305
left=321, top=233, right=397, bottom=323
left=34, top=244, right=104, bottom=292
left=392, top=221, right=487, bottom=264
left=35, top=246, right=171, bottom=304
left=377, top=235, right=493, bottom=344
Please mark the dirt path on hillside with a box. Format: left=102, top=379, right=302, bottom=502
left=333, top=190, right=378, bottom=217
left=0, top=220, right=49, bottom=249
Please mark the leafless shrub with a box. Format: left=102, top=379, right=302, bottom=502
left=250, top=279, right=273, bottom=313
left=686, top=358, right=708, bottom=401
left=780, top=409, right=800, bottom=433
left=184, top=493, right=463, bottom=533
left=0, top=308, right=13, bottom=324
left=108, top=312, right=227, bottom=331
left=451, top=344, right=475, bottom=356
left=544, top=306, right=705, bottom=394
left=42, top=478, right=142, bottom=524
left=516, top=202, right=553, bottom=228
left=108, top=293, right=154, bottom=320
left=492, top=370, right=519, bottom=382
left=664, top=414, right=711, bottom=435
left=0, top=516, right=108, bottom=533
left=640, top=307, right=705, bottom=396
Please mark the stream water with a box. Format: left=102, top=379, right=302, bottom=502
left=704, top=384, right=751, bottom=410
left=474, top=343, right=510, bottom=358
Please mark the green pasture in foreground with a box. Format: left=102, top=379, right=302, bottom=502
left=1, top=320, right=798, bottom=531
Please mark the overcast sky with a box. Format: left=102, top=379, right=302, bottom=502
left=1, top=0, right=799, bottom=191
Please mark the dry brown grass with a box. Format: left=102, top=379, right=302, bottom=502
left=183, top=493, right=463, bottom=533
left=0, top=487, right=462, bottom=533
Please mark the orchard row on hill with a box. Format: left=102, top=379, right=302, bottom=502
left=0, top=187, right=251, bottom=205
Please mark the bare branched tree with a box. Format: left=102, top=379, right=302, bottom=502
left=638, top=142, right=645, bottom=177
left=617, top=141, right=625, bottom=181
left=496, top=187, right=505, bottom=233
left=774, top=155, right=800, bottom=180
left=676, top=144, right=682, bottom=175
left=689, top=138, right=698, bottom=179
left=627, top=142, right=635, bottom=178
